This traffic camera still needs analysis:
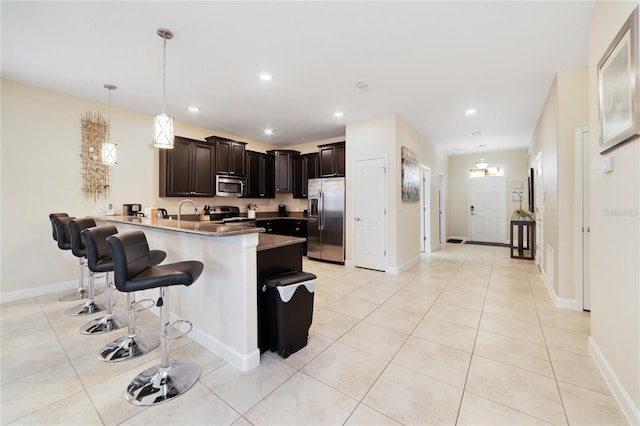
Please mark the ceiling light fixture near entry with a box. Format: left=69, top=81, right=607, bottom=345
left=259, top=74, right=272, bottom=81
left=465, top=109, right=477, bottom=116
left=334, top=111, right=344, bottom=117
left=469, top=131, right=484, bottom=137
left=475, top=144, right=491, bottom=169
left=264, top=129, right=274, bottom=135
left=102, top=84, right=118, bottom=165
left=153, top=28, right=174, bottom=149
left=187, top=106, right=200, bottom=112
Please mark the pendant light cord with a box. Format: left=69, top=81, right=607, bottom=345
left=162, top=37, right=167, bottom=115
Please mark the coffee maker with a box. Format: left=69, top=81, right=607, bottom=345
left=123, top=204, right=142, bottom=216
left=278, top=204, right=286, bottom=217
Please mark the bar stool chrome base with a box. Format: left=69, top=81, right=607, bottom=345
left=126, top=360, right=200, bottom=406
left=80, top=311, right=127, bottom=335
left=58, top=287, right=88, bottom=301
left=98, top=333, right=160, bottom=362
left=65, top=299, right=111, bottom=316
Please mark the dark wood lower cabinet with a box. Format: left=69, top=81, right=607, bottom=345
left=256, top=219, right=308, bottom=255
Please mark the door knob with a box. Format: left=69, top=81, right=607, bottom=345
left=355, top=217, right=362, bottom=221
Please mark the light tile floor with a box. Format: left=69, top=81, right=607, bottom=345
left=0, top=244, right=629, bottom=425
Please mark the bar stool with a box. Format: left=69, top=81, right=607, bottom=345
left=50, top=213, right=87, bottom=301
left=107, top=230, right=203, bottom=405
left=65, top=218, right=108, bottom=316
left=82, top=226, right=166, bottom=359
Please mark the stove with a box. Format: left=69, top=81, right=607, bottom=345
left=206, top=206, right=255, bottom=226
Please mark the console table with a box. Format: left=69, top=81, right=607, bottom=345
left=510, top=220, right=535, bottom=260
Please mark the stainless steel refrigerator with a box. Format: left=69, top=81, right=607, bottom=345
left=307, top=177, right=345, bottom=263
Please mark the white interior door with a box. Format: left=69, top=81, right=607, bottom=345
left=535, top=153, right=544, bottom=268
left=421, top=166, right=431, bottom=252
left=439, top=174, right=446, bottom=243
left=469, top=176, right=507, bottom=243
left=354, top=158, right=387, bottom=271
left=575, top=128, right=591, bottom=311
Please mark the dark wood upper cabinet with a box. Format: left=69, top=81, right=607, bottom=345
left=267, top=150, right=300, bottom=193
left=318, top=142, right=345, bottom=177
left=245, top=150, right=275, bottom=198
left=159, top=136, right=214, bottom=197
left=293, top=152, right=319, bottom=198
left=205, top=136, right=246, bottom=176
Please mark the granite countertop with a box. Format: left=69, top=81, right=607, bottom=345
left=257, top=233, right=306, bottom=251
left=99, top=215, right=263, bottom=237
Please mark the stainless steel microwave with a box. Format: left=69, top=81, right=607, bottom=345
left=216, top=175, right=246, bottom=197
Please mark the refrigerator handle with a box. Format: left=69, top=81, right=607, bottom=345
left=319, top=191, right=324, bottom=231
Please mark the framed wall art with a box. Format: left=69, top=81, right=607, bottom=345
left=598, top=6, right=639, bottom=154
left=401, top=146, right=419, bottom=202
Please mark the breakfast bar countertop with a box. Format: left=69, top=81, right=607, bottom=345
left=100, top=215, right=263, bottom=237
left=257, top=233, right=306, bottom=251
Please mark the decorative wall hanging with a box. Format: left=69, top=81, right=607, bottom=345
left=598, top=6, right=639, bottom=153
left=401, top=146, right=420, bottom=202
left=80, top=111, right=111, bottom=200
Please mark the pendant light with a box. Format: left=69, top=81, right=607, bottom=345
left=475, top=144, right=490, bottom=169
left=154, top=28, right=174, bottom=149
left=102, top=84, right=118, bottom=165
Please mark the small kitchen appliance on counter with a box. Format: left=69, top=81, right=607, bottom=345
left=123, top=204, right=142, bottom=216
left=278, top=204, right=286, bottom=217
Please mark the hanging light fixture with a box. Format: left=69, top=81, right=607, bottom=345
left=154, top=28, right=174, bottom=149
left=102, top=84, right=118, bottom=165
left=475, top=144, right=490, bottom=169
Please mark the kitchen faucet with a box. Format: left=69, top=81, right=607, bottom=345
left=177, top=199, right=196, bottom=221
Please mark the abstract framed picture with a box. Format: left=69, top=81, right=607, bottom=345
left=401, top=146, right=419, bottom=202
left=598, top=6, right=639, bottom=154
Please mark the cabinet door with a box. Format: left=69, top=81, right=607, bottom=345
left=292, top=155, right=305, bottom=198
left=216, top=140, right=232, bottom=174
left=245, top=151, right=261, bottom=198
left=306, top=153, right=319, bottom=179
left=319, top=146, right=335, bottom=177
left=335, top=144, right=346, bottom=176
left=165, top=137, right=192, bottom=196
left=231, top=142, right=246, bottom=176
left=274, top=151, right=292, bottom=192
left=192, top=142, right=214, bottom=196
left=263, top=154, right=275, bottom=198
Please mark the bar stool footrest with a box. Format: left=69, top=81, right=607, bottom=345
left=135, top=298, right=155, bottom=313
left=166, top=320, right=193, bottom=341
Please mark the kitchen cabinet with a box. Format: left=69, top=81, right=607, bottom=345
left=318, top=142, right=345, bottom=177
left=245, top=151, right=275, bottom=198
left=292, top=153, right=319, bottom=198
left=205, top=136, right=246, bottom=176
left=256, top=219, right=308, bottom=255
left=159, top=136, right=215, bottom=197
left=267, top=150, right=300, bottom=193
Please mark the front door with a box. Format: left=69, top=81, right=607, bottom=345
left=469, top=176, right=507, bottom=243
left=354, top=158, right=387, bottom=271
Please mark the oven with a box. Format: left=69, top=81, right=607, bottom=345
left=215, top=175, right=246, bottom=197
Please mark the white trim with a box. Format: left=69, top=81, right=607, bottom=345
left=541, top=267, right=578, bottom=310
left=574, top=127, right=590, bottom=312
left=0, top=280, right=77, bottom=304
left=589, top=336, right=640, bottom=425
left=386, top=254, right=420, bottom=275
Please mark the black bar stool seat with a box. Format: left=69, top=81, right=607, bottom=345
left=107, top=230, right=204, bottom=405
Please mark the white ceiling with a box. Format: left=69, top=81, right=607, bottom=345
left=1, top=1, right=594, bottom=154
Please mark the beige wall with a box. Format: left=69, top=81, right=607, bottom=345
left=587, top=1, right=639, bottom=420
left=0, top=79, right=343, bottom=296
left=529, top=67, right=588, bottom=299
left=345, top=115, right=447, bottom=271
left=447, top=149, right=529, bottom=241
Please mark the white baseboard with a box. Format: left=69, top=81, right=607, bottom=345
left=541, top=269, right=578, bottom=311
left=0, top=280, right=77, bottom=304
left=0, top=275, right=108, bottom=305
left=589, top=336, right=640, bottom=425
left=386, top=254, right=420, bottom=275
left=344, top=260, right=354, bottom=268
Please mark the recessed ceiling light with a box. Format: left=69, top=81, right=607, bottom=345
left=264, top=129, right=274, bottom=135
left=334, top=111, right=344, bottom=117
left=259, top=74, right=272, bottom=81
left=469, top=131, right=484, bottom=136
left=187, top=106, right=200, bottom=112
left=465, top=109, right=477, bottom=115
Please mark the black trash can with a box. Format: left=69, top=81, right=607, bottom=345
left=264, top=271, right=316, bottom=358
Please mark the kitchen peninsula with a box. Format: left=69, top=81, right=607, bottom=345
left=96, top=215, right=305, bottom=372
